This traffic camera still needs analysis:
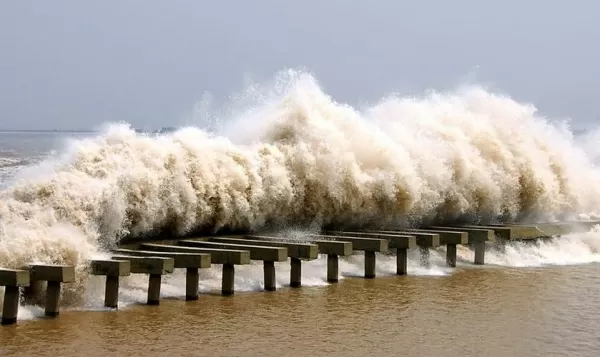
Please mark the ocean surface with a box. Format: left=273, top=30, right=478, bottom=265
left=2, top=72, right=600, bottom=356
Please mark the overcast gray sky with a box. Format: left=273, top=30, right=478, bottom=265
left=0, top=0, right=598, bottom=131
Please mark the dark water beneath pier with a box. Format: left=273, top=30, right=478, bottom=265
left=2, top=260, right=600, bottom=357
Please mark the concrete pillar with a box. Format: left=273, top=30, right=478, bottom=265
left=446, top=244, right=457, bottom=267
left=419, top=247, right=431, bottom=268
left=396, top=248, right=408, bottom=275
left=263, top=261, right=276, bottom=291
left=147, top=274, right=162, bottom=305
left=1, top=286, right=20, bottom=325
left=473, top=241, right=485, bottom=265
left=222, top=263, right=235, bottom=296
left=45, top=281, right=61, bottom=317
left=23, top=280, right=44, bottom=306
left=364, top=251, right=376, bottom=279
left=290, top=258, right=302, bottom=288
left=185, top=268, right=199, bottom=301
left=104, top=276, right=120, bottom=309
left=327, top=254, right=339, bottom=283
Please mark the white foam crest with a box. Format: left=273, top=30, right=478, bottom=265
left=1, top=69, right=600, bottom=302
left=479, top=228, right=600, bottom=268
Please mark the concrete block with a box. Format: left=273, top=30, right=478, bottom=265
left=113, top=248, right=211, bottom=269
left=140, top=243, right=250, bottom=265
left=223, top=236, right=319, bottom=260
left=429, top=226, right=494, bottom=243
left=0, top=268, right=30, bottom=287
left=371, top=230, right=440, bottom=248
left=178, top=240, right=287, bottom=262
left=314, top=234, right=388, bottom=252
left=90, top=259, right=131, bottom=277
left=111, top=255, right=174, bottom=275
left=313, top=240, right=352, bottom=256
left=409, top=229, right=468, bottom=245
left=29, top=264, right=75, bottom=283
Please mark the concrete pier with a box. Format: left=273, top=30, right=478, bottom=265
left=290, top=258, right=302, bottom=287
left=313, top=240, right=352, bottom=283
left=323, top=231, right=416, bottom=275
left=232, top=236, right=319, bottom=288
left=430, top=226, right=494, bottom=265
left=111, top=255, right=174, bottom=305
left=28, top=264, right=75, bottom=317
left=113, top=248, right=211, bottom=300
left=0, top=268, right=30, bottom=325
left=178, top=240, right=286, bottom=291
left=318, top=234, right=387, bottom=278
left=90, top=259, right=131, bottom=308
left=139, top=243, right=249, bottom=296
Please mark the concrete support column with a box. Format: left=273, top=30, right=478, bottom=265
left=396, top=248, right=408, bottom=275
left=364, top=251, right=376, bottom=279
left=263, top=261, right=276, bottom=291
left=473, top=241, right=485, bottom=265
left=104, top=276, right=120, bottom=309
left=185, top=268, right=199, bottom=301
left=23, top=280, right=43, bottom=306
left=290, top=258, right=302, bottom=288
left=327, top=254, right=339, bottom=283
left=446, top=244, right=457, bottom=267
left=45, top=281, right=61, bottom=317
left=222, top=263, right=235, bottom=296
left=1, top=286, right=20, bottom=325
left=147, top=274, right=162, bottom=305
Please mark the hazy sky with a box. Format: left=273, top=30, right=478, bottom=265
left=0, top=1, right=598, bottom=130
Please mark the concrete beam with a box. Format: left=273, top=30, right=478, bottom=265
left=311, top=235, right=388, bottom=252
left=214, top=237, right=318, bottom=260
left=113, top=248, right=212, bottom=269
left=323, top=231, right=417, bottom=249
left=139, top=243, right=250, bottom=265
left=90, top=260, right=130, bottom=309
left=0, top=268, right=30, bottom=287
left=0, top=268, right=30, bottom=325
left=367, top=230, right=440, bottom=248
left=111, top=255, right=174, bottom=275
left=427, top=226, right=494, bottom=243
left=90, top=259, right=131, bottom=277
left=177, top=240, right=287, bottom=262
left=29, top=264, right=75, bottom=283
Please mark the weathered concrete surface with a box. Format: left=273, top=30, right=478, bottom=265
left=90, top=259, right=131, bottom=277
left=395, top=229, right=468, bottom=245
left=111, top=255, right=175, bottom=275
left=0, top=268, right=30, bottom=287
left=322, top=231, right=417, bottom=249
left=139, top=243, right=250, bottom=265
left=214, top=237, right=318, bottom=260
left=313, top=234, right=388, bottom=252
left=369, top=230, right=440, bottom=248
left=1, top=268, right=31, bottom=325
left=29, top=265, right=75, bottom=283
left=178, top=240, right=287, bottom=262
left=427, top=226, right=494, bottom=243
left=113, top=248, right=211, bottom=269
